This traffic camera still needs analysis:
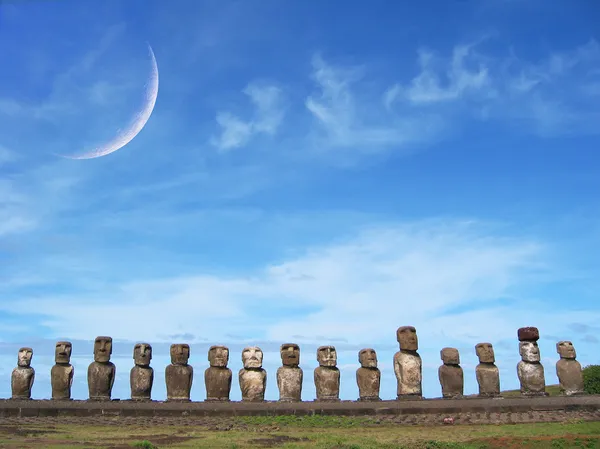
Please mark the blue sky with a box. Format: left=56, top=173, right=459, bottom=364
left=0, top=0, right=599, bottom=401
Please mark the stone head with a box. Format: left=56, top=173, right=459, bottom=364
left=170, top=344, right=190, bottom=365
left=55, top=341, right=72, bottom=364
left=396, top=326, right=418, bottom=351
left=208, top=345, right=229, bottom=368
left=133, top=343, right=152, bottom=367
left=17, top=347, right=33, bottom=367
left=475, top=342, right=495, bottom=363
left=556, top=341, right=576, bottom=359
left=358, top=348, right=377, bottom=368
left=317, top=345, right=337, bottom=367
left=519, top=340, right=540, bottom=362
left=441, top=347, right=460, bottom=365
left=242, top=346, right=263, bottom=369
left=280, top=343, right=300, bottom=367
left=93, top=336, right=112, bottom=363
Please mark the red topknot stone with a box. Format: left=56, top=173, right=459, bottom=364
left=518, top=326, right=539, bottom=341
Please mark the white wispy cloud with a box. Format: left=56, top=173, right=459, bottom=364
left=211, top=83, right=285, bottom=151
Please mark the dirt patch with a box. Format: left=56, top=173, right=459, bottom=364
left=0, top=426, right=57, bottom=437
left=249, top=434, right=310, bottom=447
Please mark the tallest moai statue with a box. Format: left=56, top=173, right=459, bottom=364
left=394, top=326, right=422, bottom=400
left=517, top=327, right=548, bottom=397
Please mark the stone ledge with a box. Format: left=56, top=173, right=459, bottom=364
left=0, top=395, right=599, bottom=418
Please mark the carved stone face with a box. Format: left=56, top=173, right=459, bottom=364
left=557, top=341, right=576, bottom=359
left=519, top=341, right=540, bottom=362
left=317, top=346, right=337, bottom=367
left=280, top=343, right=300, bottom=367
left=242, top=346, right=263, bottom=369
left=55, top=341, right=72, bottom=364
left=17, top=347, right=33, bottom=367
left=475, top=342, right=495, bottom=363
left=133, top=343, right=152, bottom=367
left=170, top=344, right=190, bottom=365
left=359, top=348, right=377, bottom=368
left=93, top=336, right=112, bottom=363
left=397, top=326, right=418, bottom=351
left=208, top=345, right=229, bottom=368
left=441, top=347, right=460, bottom=365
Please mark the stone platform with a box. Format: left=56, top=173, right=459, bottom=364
left=1, top=396, right=600, bottom=426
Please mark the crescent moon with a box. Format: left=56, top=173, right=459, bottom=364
left=57, top=44, right=159, bottom=160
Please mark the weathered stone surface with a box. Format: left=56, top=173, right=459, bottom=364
left=130, top=343, right=153, bottom=401
left=517, top=338, right=548, bottom=397
left=165, top=344, right=193, bottom=402
left=277, top=343, right=302, bottom=402
left=88, top=337, right=115, bottom=401
left=239, top=347, right=266, bottom=402
left=314, top=346, right=340, bottom=401
left=205, top=345, right=232, bottom=401
left=438, top=347, right=463, bottom=399
left=475, top=342, right=500, bottom=397
left=394, top=326, right=422, bottom=399
left=11, top=347, right=34, bottom=400
left=556, top=341, right=584, bottom=396
left=518, top=326, right=539, bottom=342
left=356, top=348, right=380, bottom=401
left=51, top=341, right=73, bottom=400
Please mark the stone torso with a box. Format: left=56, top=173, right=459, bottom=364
left=11, top=367, right=34, bottom=399
left=314, top=366, right=340, bottom=400
left=356, top=367, right=380, bottom=400
left=394, top=350, right=422, bottom=397
left=51, top=364, right=73, bottom=400
left=205, top=367, right=232, bottom=401
left=88, top=362, right=115, bottom=400
left=438, top=365, right=464, bottom=398
left=476, top=363, right=500, bottom=397
left=277, top=366, right=303, bottom=401
left=239, top=368, right=266, bottom=402
left=165, top=364, right=193, bottom=401
left=517, top=361, right=546, bottom=395
left=130, top=366, right=154, bottom=400
left=556, top=359, right=584, bottom=395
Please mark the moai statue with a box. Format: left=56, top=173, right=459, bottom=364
left=51, top=341, right=74, bottom=400
left=88, top=336, right=116, bottom=401
left=475, top=342, right=500, bottom=397
left=393, top=326, right=422, bottom=400
left=11, top=347, right=34, bottom=399
left=205, top=345, right=232, bottom=401
left=556, top=341, right=584, bottom=396
left=277, top=343, right=303, bottom=402
left=239, top=346, right=267, bottom=402
left=356, top=348, right=381, bottom=401
left=517, top=327, right=548, bottom=396
left=314, top=345, right=340, bottom=401
left=165, top=343, right=193, bottom=401
left=130, top=343, right=153, bottom=401
left=438, top=347, right=464, bottom=399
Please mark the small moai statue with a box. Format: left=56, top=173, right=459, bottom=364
left=130, top=343, right=153, bottom=401
left=88, top=336, right=116, bottom=401
left=204, top=345, right=232, bottom=401
left=517, top=327, right=548, bottom=396
left=314, top=345, right=340, bottom=401
left=556, top=341, right=584, bottom=396
left=51, top=341, right=74, bottom=400
left=277, top=343, right=303, bottom=402
left=11, top=347, right=34, bottom=399
left=165, top=343, right=193, bottom=401
left=438, top=347, right=464, bottom=399
left=393, top=326, right=422, bottom=400
left=475, top=342, right=500, bottom=397
left=239, top=346, right=267, bottom=402
left=356, top=348, right=381, bottom=401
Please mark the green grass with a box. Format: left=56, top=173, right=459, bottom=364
left=0, top=417, right=599, bottom=448
left=501, top=383, right=562, bottom=397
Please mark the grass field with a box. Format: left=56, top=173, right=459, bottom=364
left=1, top=417, right=599, bottom=449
